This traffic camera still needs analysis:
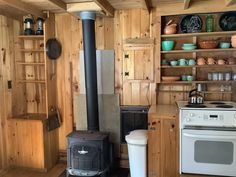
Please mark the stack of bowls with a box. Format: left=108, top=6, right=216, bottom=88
left=182, top=43, right=197, bottom=50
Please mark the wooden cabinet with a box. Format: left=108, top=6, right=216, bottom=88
left=123, top=44, right=154, bottom=81
left=7, top=14, right=58, bottom=171
left=148, top=105, right=178, bottom=177
left=122, top=38, right=156, bottom=106
left=7, top=118, right=59, bottom=171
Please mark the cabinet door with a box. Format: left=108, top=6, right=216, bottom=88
left=123, top=47, right=154, bottom=81
left=148, top=119, right=161, bottom=177
left=161, top=119, right=177, bottom=177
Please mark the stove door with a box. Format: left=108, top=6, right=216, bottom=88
left=181, top=129, right=236, bottom=176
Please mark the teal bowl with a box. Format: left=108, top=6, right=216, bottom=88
left=219, top=42, right=231, bottom=49
left=182, top=46, right=197, bottom=50
left=182, top=43, right=195, bottom=47
left=162, top=41, right=175, bottom=51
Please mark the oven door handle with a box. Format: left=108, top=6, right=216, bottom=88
left=183, top=133, right=236, bottom=140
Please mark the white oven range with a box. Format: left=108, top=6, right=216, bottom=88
left=178, top=101, right=236, bottom=176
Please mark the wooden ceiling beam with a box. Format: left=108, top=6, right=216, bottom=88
left=47, top=0, right=67, bottom=11
left=225, top=0, right=236, bottom=6
left=93, top=0, right=115, bottom=17
left=144, top=0, right=151, bottom=13
left=0, top=0, right=45, bottom=18
left=183, top=0, right=191, bottom=9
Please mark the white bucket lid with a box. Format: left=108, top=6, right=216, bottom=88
left=125, top=129, right=148, bottom=145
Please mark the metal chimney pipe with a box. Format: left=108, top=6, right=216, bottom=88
left=80, top=11, right=99, bottom=131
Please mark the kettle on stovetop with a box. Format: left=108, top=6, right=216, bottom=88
left=188, top=89, right=204, bottom=104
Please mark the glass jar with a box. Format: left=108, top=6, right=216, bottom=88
left=206, top=15, right=214, bottom=32
left=224, top=72, right=232, bottom=81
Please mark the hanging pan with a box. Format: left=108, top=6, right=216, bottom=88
left=46, top=38, right=62, bottom=60
left=46, top=38, right=62, bottom=80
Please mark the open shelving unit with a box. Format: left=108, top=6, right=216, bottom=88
left=158, top=12, right=236, bottom=101
left=13, top=18, right=57, bottom=119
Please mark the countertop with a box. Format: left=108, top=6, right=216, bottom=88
left=148, top=104, right=179, bottom=119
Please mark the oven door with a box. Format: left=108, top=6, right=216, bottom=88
left=181, top=129, right=236, bottom=176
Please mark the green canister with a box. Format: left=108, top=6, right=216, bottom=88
left=206, top=15, right=214, bottom=32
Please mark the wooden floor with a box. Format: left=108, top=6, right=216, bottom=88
left=0, top=163, right=66, bottom=177
left=0, top=163, right=223, bottom=177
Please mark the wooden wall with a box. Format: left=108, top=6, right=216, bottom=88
left=0, top=15, right=20, bottom=171
left=55, top=13, right=114, bottom=150
left=55, top=9, right=156, bottom=151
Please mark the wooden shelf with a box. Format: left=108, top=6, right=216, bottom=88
left=18, top=35, right=44, bottom=40
left=161, top=65, right=236, bottom=68
left=16, top=62, right=45, bottom=66
left=19, top=49, right=44, bottom=52
left=202, top=91, right=233, bottom=94
left=11, top=113, right=47, bottom=120
left=17, top=80, right=46, bottom=84
left=161, top=31, right=236, bottom=38
left=161, top=81, right=235, bottom=84
left=161, top=48, right=236, bottom=54
left=158, top=90, right=232, bottom=94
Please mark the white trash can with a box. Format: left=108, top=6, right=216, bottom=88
left=125, top=130, right=148, bottom=177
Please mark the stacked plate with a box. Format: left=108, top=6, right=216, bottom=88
left=182, top=43, right=197, bottom=50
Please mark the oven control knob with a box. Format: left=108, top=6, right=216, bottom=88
left=186, top=118, right=191, bottom=122
left=190, top=113, right=195, bottom=117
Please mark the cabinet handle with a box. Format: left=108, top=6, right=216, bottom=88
left=124, top=72, right=129, bottom=76
left=1, top=48, right=6, bottom=64
left=171, top=124, right=175, bottom=128
left=150, top=127, right=156, bottom=130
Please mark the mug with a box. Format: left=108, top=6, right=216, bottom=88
left=228, top=58, right=236, bottom=65
left=207, top=57, right=216, bottom=65
left=181, top=75, right=187, bottom=81
left=217, top=59, right=225, bottom=65
left=188, top=59, right=196, bottom=66
left=161, top=59, right=168, bottom=65
left=170, top=60, right=178, bottom=66
left=178, top=59, right=187, bottom=66
left=197, top=57, right=206, bottom=65
left=187, top=75, right=194, bottom=81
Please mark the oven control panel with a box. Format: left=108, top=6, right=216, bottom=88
left=181, top=110, right=236, bottom=127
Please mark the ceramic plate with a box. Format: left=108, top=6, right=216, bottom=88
left=180, top=15, right=202, bottom=33
left=219, top=12, right=236, bottom=31
left=162, top=76, right=180, bottom=81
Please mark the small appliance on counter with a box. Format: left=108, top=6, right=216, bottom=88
left=188, top=89, right=204, bottom=105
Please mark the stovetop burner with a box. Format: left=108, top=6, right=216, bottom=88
left=185, top=104, right=207, bottom=108
left=216, top=105, right=234, bottom=108
left=210, top=102, right=226, bottom=105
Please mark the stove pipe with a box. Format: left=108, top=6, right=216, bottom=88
left=80, top=11, right=99, bottom=131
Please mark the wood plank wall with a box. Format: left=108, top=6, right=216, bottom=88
left=0, top=15, right=20, bottom=170
left=55, top=9, right=155, bottom=151
left=55, top=13, right=114, bottom=150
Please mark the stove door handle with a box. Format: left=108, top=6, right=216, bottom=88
left=183, top=133, right=236, bottom=140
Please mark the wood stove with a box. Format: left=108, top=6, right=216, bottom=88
left=67, top=131, right=110, bottom=176
left=66, top=11, right=113, bottom=177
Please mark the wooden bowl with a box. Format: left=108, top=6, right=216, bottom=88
left=162, top=76, right=181, bottom=81
left=198, top=40, right=218, bottom=49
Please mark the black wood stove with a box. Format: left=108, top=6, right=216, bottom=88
left=66, top=11, right=112, bottom=177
